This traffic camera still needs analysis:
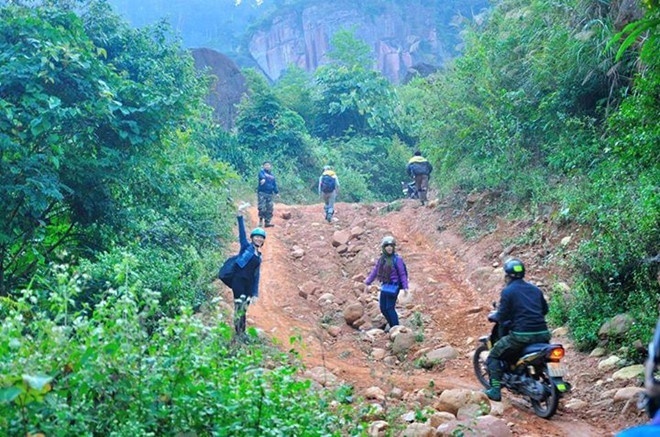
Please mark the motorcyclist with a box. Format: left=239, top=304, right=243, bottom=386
left=484, top=258, right=551, bottom=401
left=617, top=318, right=660, bottom=436
left=406, top=151, right=432, bottom=206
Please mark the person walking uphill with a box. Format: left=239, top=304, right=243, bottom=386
left=318, top=165, right=339, bottom=222
left=257, top=161, right=278, bottom=227
left=365, top=236, right=409, bottom=332
left=407, top=151, right=433, bottom=206
left=231, top=205, right=266, bottom=338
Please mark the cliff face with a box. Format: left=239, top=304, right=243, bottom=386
left=248, top=0, right=488, bottom=83
left=190, top=48, right=246, bottom=130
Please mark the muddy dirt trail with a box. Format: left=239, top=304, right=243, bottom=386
left=236, top=200, right=643, bottom=436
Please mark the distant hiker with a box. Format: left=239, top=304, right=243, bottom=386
left=318, top=165, right=339, bottom=222
left=257, top=161, right=278, bottom=227
left=406, top=151, right=433, bottom=206
left=365, top=236, right=409, bottom=332
left=231, top=205, right=265, bottom=338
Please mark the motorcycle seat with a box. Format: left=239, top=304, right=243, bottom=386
left=521, top=343, right=563, bottom=355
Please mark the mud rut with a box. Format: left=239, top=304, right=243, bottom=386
left=238, top=202, right=631, bottom=436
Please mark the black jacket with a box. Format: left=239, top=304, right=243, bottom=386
left=406, top=157, right=433, bottom=177
left=496, top=279, right=548, bottom=333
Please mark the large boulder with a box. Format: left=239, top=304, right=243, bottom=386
left=433, top=389, right=490, bottom=416
left=190, top=48, right=246, bottom=130
left=599, top=313, right=635, bottom=340
left=343, top=302, right=365, bottom=326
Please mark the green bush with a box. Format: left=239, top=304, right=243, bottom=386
left=0, top=263, right=364, bottom=436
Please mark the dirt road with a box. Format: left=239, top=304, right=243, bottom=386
left=241, top=200, right=642, bottom=436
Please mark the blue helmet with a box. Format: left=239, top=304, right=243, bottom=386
left=250, top=227, right=266, bottom=239
left=642, top=318, right=660, bottom=418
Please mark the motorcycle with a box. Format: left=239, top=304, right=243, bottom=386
left=473, top=308, right=571, bottom=419
left=401, top=181, right=418, bottom=199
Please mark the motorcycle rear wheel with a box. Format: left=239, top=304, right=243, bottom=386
left=472, top=344, right=490, bottom=389
left=530, top=371, right=560, bottom=419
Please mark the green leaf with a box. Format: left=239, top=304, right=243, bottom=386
left=0, top=386, right=23, bottom=404
left=22, top=374, right=53, bottom=392
left=614, top=20, right=656, bottom=61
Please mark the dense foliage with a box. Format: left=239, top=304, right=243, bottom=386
left=403, top=0, right=659, bottom=351
left=0, top=1, right=363, bottom=434
left=0, top=1, right=234, bottom=309
left=2, top=0, right=659, bottom=433
left=0, top=263, right=361, bottom=436
left=206, top=29, right=414, bottom=204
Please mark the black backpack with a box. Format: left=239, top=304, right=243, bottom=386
left=409, top=162, right=429, bottom=176
left=218, top=255, right=239, bottom=287
left=320, top=174, right=336, bottom=193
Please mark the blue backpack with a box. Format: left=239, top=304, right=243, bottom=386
left=320, top=174, right=336, bottom=193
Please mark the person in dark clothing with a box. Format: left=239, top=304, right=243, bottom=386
left=231, top=206, right=265, bottom=338
left=485, top=258, right=550, bottom=401
left=365, top=236, right=409, bottom=332
left=406, top=151, right=433, bottom=206
left=617, top=317, right=660, bottom=436
left=257, top=161, right=279, bottom=227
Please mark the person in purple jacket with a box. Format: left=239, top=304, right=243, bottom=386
left=365, top=236, right=409, bottom=332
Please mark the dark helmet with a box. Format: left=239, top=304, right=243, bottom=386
left=641, top=318, right=660, bottom=418
left=250, top=227, right=266, bottom=239
left=381, top=236, right=396, bottom=248
left=503, top=258, right=525, bottom=279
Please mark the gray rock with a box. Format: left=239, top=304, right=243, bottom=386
left=400, top=422, right=435, bottom=437
left=391, top=331, right=416, bottom=356
left=599, top=313, right=634, bottom=339
left=612, top=364, right=644, bottom=380
left=425, top=346, right=459, bottom=362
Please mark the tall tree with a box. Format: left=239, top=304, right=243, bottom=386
left=0, top=1, right=219, bottom=295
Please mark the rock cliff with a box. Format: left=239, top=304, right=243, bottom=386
left=190, top=48, right=246, bottom=129
left=248, top=0, right=488, bottom=83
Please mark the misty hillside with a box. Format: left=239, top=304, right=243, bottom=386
left=106, top=0, right=489, bottom=82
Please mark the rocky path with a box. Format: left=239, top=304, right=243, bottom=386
left=237, top=200, right=643, bottom=436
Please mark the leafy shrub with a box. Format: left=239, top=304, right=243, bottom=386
left=0, top=263, right=364, bottom=436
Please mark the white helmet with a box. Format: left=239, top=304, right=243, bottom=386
left=381, top=236, right=396, bottom=248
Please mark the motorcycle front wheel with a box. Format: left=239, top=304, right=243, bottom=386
left=530, top=370, right=560, bottom=419
left=472, top=344, right=490, bottom=389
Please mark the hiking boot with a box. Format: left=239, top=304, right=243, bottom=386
left=258, top=218, right=264, bottom=227
left=264, top=221, right=274, bottom=228
left=484, top=387, right=501, bottom=401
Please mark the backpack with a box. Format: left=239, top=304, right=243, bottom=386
left=218, top=254, right=239, bottom=287
left=320, top=174, right=336, bottom=193
left=409, top=162, right=429, bottom=176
